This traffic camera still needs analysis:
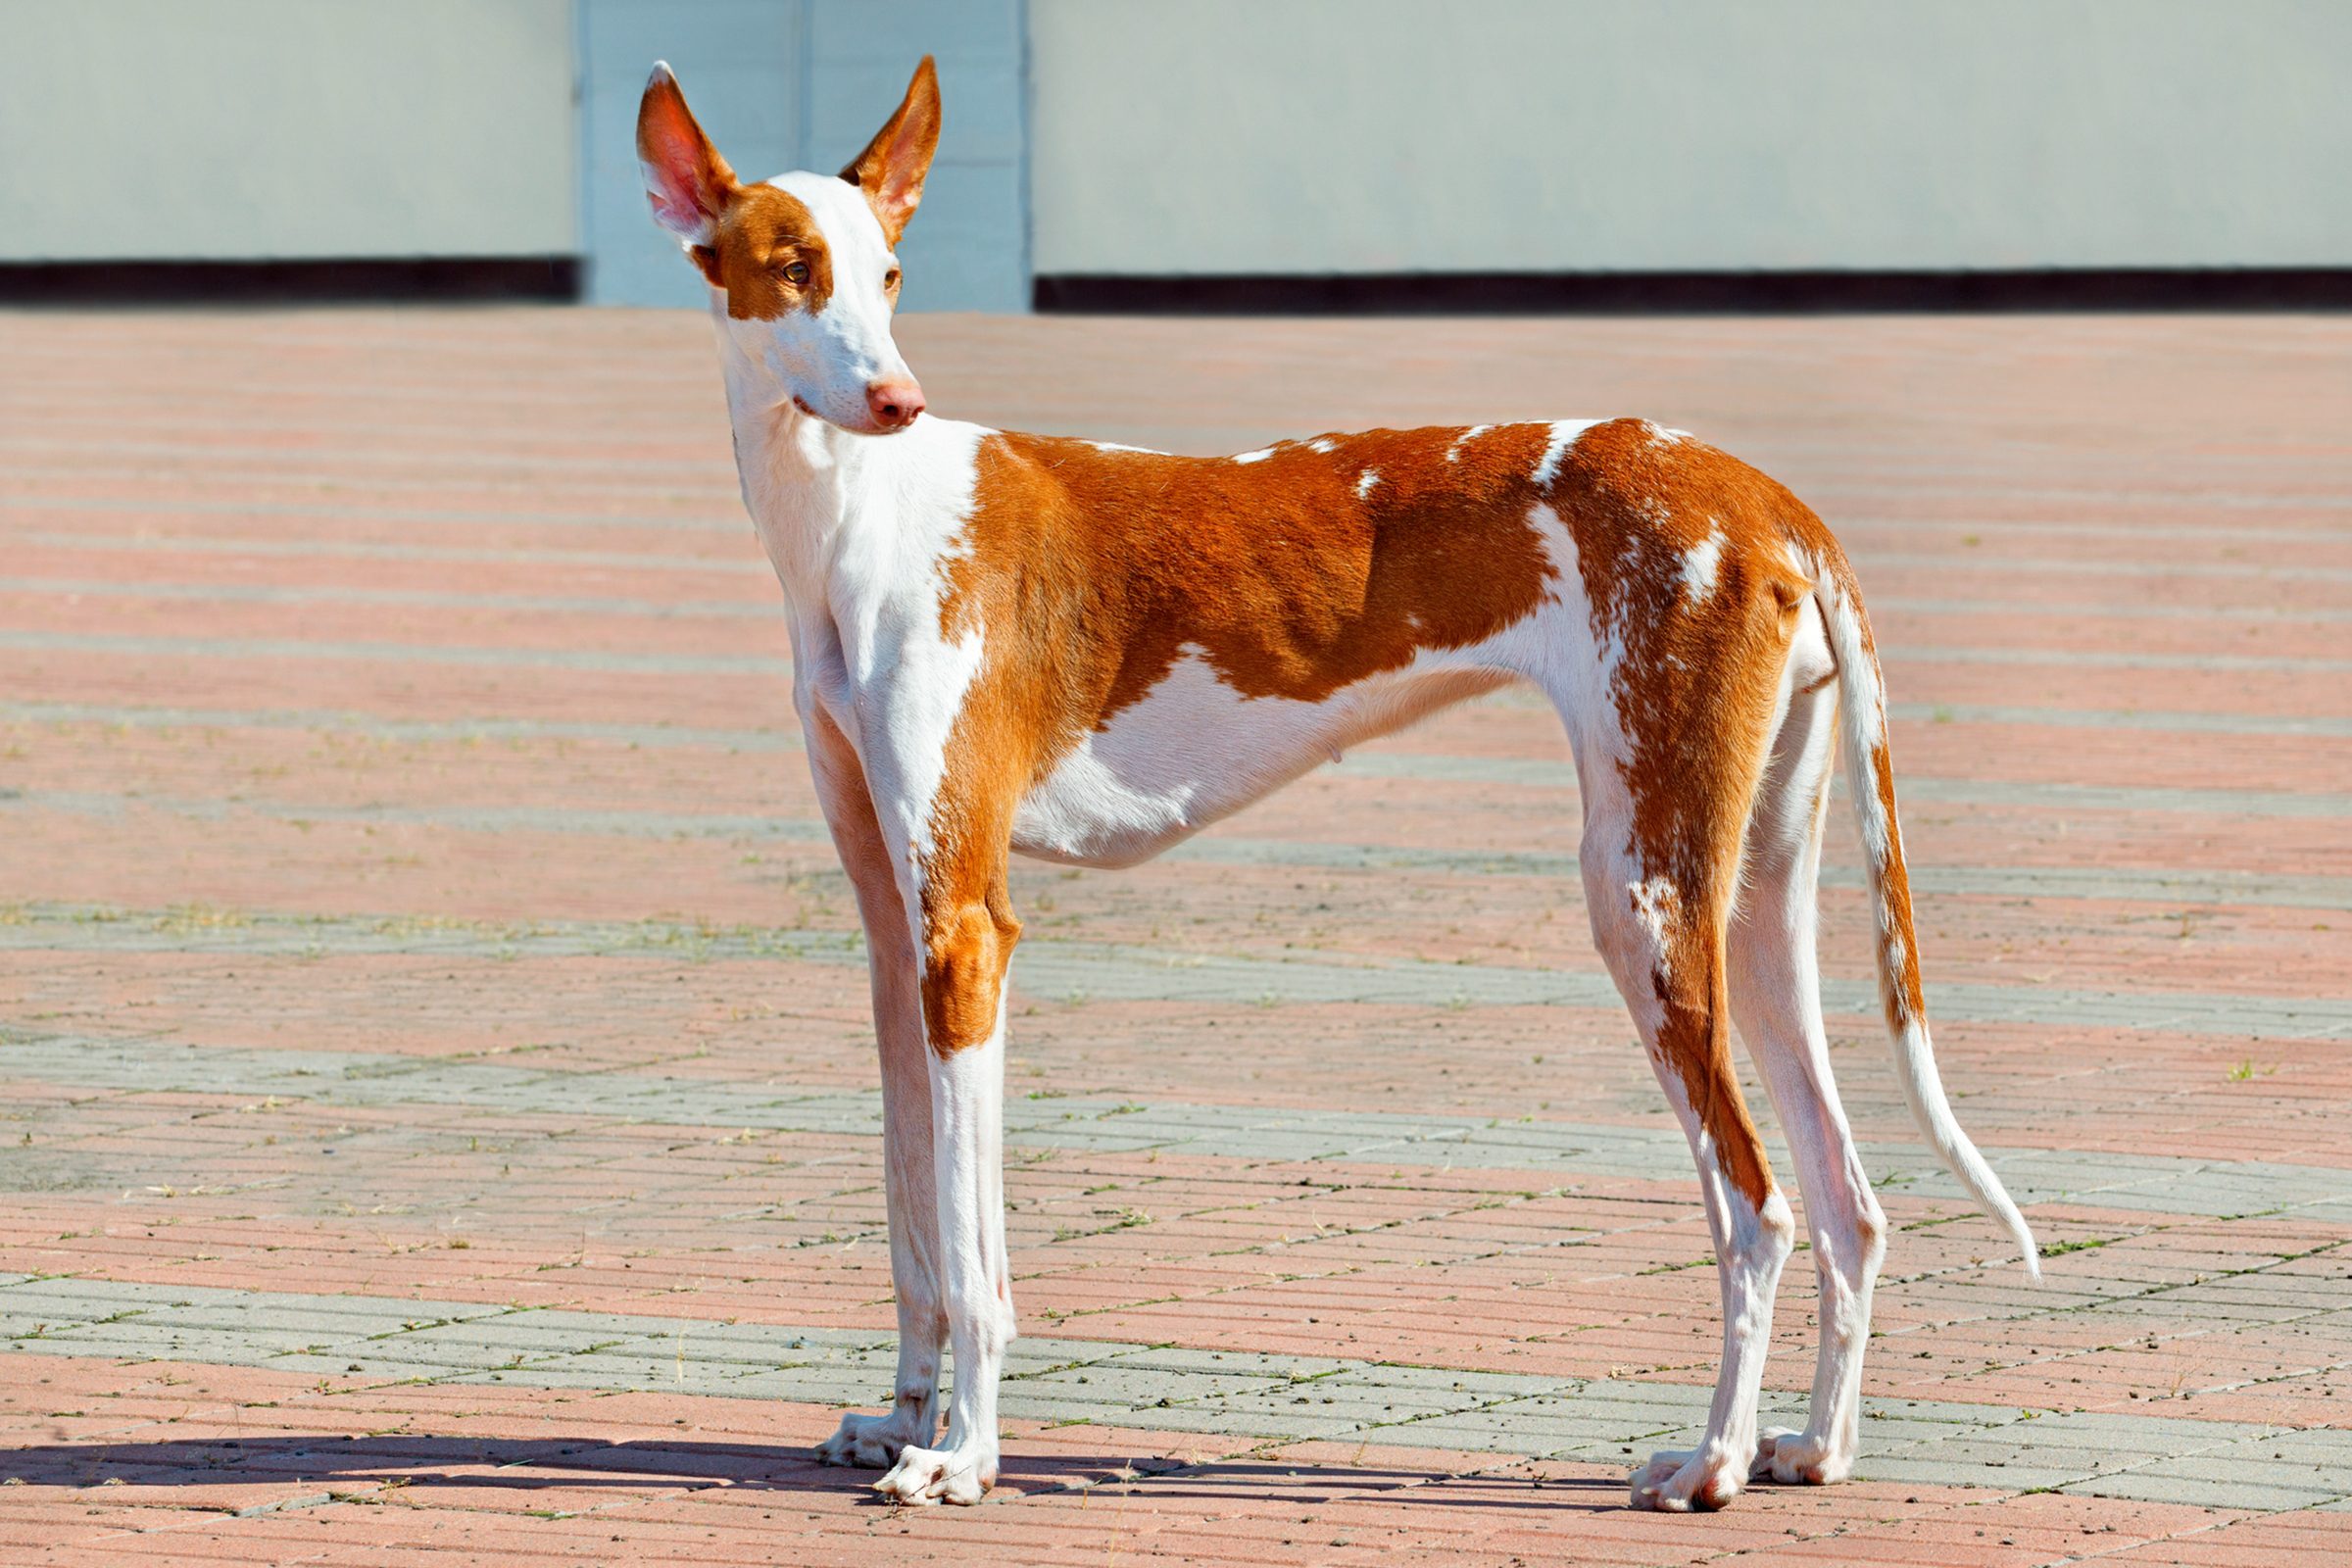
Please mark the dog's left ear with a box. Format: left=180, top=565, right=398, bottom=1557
left=841, top=56, right=941, bottom=247
left=638, top=62, right=737, bottom=246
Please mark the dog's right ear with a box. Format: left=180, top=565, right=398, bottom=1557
left=841, top=56, right=941, bottom=246
left=638, top=63, right=737, bottom=246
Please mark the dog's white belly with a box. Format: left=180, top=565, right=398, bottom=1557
left=1009, top=645, right=1513, bottom=869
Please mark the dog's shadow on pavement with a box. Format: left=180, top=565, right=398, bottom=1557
left=0, top=1434, right=1630, bottom=1511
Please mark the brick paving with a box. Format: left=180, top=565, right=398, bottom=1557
left=1, top=306, right=2348, bottom=1564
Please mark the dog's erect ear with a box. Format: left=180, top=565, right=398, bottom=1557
left=638, top=62, right=737, bottom=245
left=840, top=56, right=941, bottom=247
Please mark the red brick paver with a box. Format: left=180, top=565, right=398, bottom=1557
left=3, top=306, right=2349, bottom=1564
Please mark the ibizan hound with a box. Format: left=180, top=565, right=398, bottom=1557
left=636, top=57, right=2039, bottom=1512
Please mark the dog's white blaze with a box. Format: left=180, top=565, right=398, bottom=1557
left=1446, top=423, right=1493, bottom=462
left=1231, top=446, right=1277, bottom=464
left=902, top=629, right=986, bottom=870
left=1511, top=501, right=1614, bottom=728
left=1355, top=468, right=1381, bottom=498
left=1680, top=521, right=1727, bottom=600
left=1532, top=419, right=1603, bottom=486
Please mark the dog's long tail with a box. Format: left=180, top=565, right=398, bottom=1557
left=1814, top=565, right=2041, bottom=1280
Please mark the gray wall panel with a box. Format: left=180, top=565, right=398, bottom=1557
left=0, top=0, right=575, bottom=261
left=1031, top=0, right=2352, bottom=276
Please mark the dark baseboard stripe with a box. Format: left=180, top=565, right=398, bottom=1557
left=0, top=258, right=582, bottom=307
left=1035, top=268, right=2352, bottom=316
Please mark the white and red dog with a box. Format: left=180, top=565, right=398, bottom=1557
left=637, top=58, right=2037, bottom=1512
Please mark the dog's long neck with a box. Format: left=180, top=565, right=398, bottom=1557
left=715, top=336, right=989, bottom=679
left=716, top=343, right=881, bottom=611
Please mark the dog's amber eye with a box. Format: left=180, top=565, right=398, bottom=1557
left=885, top=268, right=902, bottom=289
left=782, top=261, right=810, bottom=284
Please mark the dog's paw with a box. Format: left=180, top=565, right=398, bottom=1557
left=816, top=1407, right=928, bottom=1470
left=873, top=1441, right=996, bottom=1506
left=1628, top=1446, right=1744, bottom=1511
left=1751, top=1427, right=1852, bottom=1487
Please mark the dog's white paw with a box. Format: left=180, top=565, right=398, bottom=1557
left=815, top=1406, right=929, bottom=1470
left=873, top=1441, right=996, bottom=1506
left=1628, top=1446, right=1744, bottom=1511
left=1751, top=1426, right=1852, bottom=1486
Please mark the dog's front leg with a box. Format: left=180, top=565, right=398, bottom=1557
left=873, top=855, right=1019, bottom=1504
left=871, top=1004, right=1013, bottom=1504
left=804, top=711, right=948, bottom=1471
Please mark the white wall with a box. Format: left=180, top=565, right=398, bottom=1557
left=1030, top=0, right=2352, bottom=275
left=0, top=0, right=576, bottom=261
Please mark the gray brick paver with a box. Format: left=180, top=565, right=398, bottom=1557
left=23, top=1272, right=2335, bottom=1500
left=4, top=1029, right=2344, bottom=1223
left=11, top=907, right=2350, bottom=1033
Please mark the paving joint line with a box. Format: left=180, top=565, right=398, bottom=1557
left=7, top=1027, right=2350, bottom=1223
left=1, top=1276, right=2343, bottom=1510
left=3, top=905, right=2345, bottom=1040
left=14, top=1035, right=2344, bottom=1413
left=13, top=786, right=2352, bottom=908
left=9, top=700, right=2350, bottom=821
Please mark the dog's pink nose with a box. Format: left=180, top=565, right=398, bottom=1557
left=865, top=377, right=925, bottom=430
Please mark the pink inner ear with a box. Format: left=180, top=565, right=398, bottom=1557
left=880, top=126, right=924, bottom=200
left=647, top=155, right=710, bottom=235
left=868, top=127, right=932, bottom=234
left=641, top=89, right=730, bottom=236
left=846, top=60, right=939, bottom=242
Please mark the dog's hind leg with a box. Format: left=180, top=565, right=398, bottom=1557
left=1728, top=607, right=1886, bottom=1486
left=1539, top=527, right=1815, bottom=1511
left=1576, top=736, right=1795, bottom=1512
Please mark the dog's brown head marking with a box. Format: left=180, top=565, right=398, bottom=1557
left=636, top=58, right=939, bottom=432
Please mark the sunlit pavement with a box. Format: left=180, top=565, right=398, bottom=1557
left=2, top=307, right=2348, bottom=1563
